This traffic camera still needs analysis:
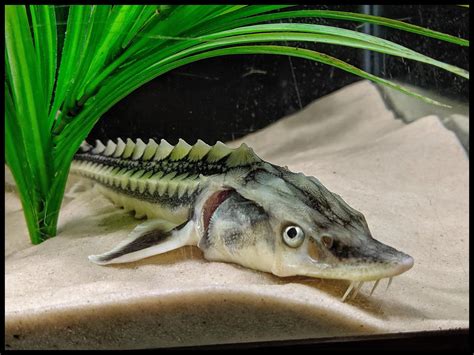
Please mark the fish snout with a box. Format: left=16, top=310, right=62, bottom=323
left=367, top=239, right=414, bottom=278
left=391, top=252, right=414, bottom=274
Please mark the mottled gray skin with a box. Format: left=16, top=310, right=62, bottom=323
left=73, top=139, right=413, bottom=284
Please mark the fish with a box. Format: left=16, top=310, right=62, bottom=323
left=70, top=138, right=414, bottom=301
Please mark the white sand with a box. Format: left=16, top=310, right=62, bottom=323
left=5, top=81, right=469, bottom=349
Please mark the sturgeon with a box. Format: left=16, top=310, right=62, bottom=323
left=71, top=138, right=414, bottom=301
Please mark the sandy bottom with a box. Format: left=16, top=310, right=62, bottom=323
left=5, top=81, right=469, bottom=349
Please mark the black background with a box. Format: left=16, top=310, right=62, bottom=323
left=87, top=5, right=469, bottom=145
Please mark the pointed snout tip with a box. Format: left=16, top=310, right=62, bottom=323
left=405, top=255, right=414, bottom=268
left=398, top=254, right=414, bottom=272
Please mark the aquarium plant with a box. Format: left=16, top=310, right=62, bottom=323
left=5, top=5, right=469, bottom=245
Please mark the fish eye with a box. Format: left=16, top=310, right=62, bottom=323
left=283, top=225, right=305, bottom=247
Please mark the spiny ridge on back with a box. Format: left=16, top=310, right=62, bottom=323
left=76, top=138, right=261, bottom=168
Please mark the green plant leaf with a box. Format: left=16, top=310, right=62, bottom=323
left=49, top=5, right=93, bottom=129
left=121, top=5, right=159, bottom=49
left=5, top=83, right=41, bottom=244
left=86, top=25, right=467, bottom=111
left=29, top=5, right=57, bottom=109
left=197, top=24, right=469, bottom=79
left=194, top=9, right=469, bottom=47
left=187, top=5, right=294, bottom=36
left=63, top=4, right=112, bottom=112
left=5, top=5, right=50, bottom=195
left=77, top=5, right=291, bottom=102
left=79, top=5, right=144, bottom=89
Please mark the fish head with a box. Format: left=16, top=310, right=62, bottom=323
left=200, top=165, right=414, bottom=282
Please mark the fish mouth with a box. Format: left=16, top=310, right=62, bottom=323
left=306, top=235, right=414, bottom=281
left=337, top=254, right=414, bottom=281
left=340, top=257, right=413, bottom=302
left=301, top=253, right=414, bottom=282
left=302, top=254, right=414, bottom=302
left=331, top=255, right=414, bottom=302
left=302, top=238, right=414, bottom=301
left=202, top=189, right=234, bottom=232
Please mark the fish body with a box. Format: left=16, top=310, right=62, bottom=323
left=71, top=138, right=414, bottom=300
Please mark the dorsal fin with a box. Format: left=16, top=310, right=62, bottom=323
left=81, top=138, right=261, bottom=169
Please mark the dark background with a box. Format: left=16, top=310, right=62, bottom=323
left=87, top=5, right=469, bottom=145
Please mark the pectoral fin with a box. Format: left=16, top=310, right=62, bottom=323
left=89, top=219, right=198, bottom=265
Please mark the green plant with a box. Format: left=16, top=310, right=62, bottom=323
left=5, top=5, right=469, bottom=245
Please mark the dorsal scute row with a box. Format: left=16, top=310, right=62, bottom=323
left=83, top=138, right=261, bottom=168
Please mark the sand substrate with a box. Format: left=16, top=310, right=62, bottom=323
left=5, top=81, right=469, bottom=349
